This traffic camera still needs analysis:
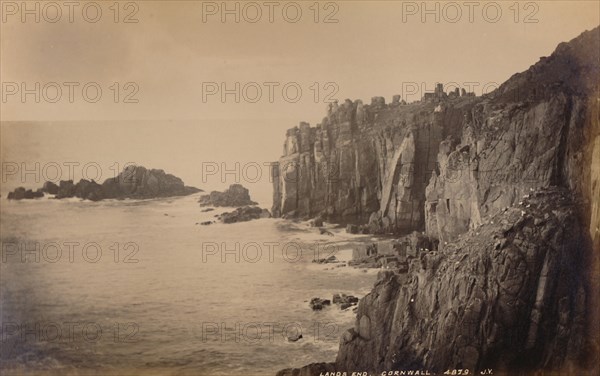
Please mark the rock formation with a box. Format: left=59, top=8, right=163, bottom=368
left=198, top=184, right=257, bottom=207
left=336, top=188, right=594, bottom=374
left=6, top=187, right=44, bottom=200
left=276, top=27, right=600, bottom=375
left=271, top=83, right=476, bottom=234
left=217, top=206, right=271, bottom=224
left=6, top=165, right=201, bottom=201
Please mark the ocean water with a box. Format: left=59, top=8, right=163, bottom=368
left=0, top=194, right=377, bottom=375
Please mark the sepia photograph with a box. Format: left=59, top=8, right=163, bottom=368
left=0, top=1, right=599, bottom=375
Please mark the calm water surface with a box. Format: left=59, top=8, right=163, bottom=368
left=0, top=194, right=377, bottom=375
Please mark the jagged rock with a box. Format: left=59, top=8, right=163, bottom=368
left=313, top=255, right=337, bottom=264
left=41, top=181, right=59, bottom=194
left=424, top=28, right=600, bottom=247
left=22, top=189, right=43, bottom=199
left=55, top=180, right=76, bottom=199
left=102, top=165, right=201, bottom=199
left=272, top=93, right=468, bottom=233
left=332, top=293, right=359, bottom=309
left=7, top=187, right=26, bottom=200
left=6, top=187, right=44, bottom=200
left=74, top=179, right=103, bottom=201
left=335, top=189, right=593, bottom=374
left=217, top=206, right=270, bottom=224
left=309, top=297, right=331, bottom=311
left=277, top=27, right=600, bottom=376
left=199, top=184, right=257, bottom=207
left=7, top=166, right=201, bottom=201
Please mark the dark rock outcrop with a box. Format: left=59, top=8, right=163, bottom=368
left=101, top=165, right=201, bottom=199
left=42, top=181, right=59, bottom=194
left=7, top=187, right=25, bottom=200
left=333, top=293, right=359, bottom=310
left=6, top=165, right=201, bottom=201
left=217, top=206, right=270, bottom=224
left=425, top=27, right=600, bottom=245
left=309, top=297, right=331, bottom=311
left=7, top=187, right=44, bottom=200
left=277, top=27, right=600, bottom=376
left=199, top=184, right=257, bottom=207
left=337, top=189, right=593, bottom=374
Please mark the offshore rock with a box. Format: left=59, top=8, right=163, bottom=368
left=41, top=181, right=59, bottom=194
left=199, top=184, right=257, bottom=207
left=217, top=206, right=270, bottom=224
left=101, top=165, right=201, bottom=199
left=7, top=165, right=201, bottom=201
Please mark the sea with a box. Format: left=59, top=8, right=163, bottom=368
left=0, top=193, right=378, bottom=375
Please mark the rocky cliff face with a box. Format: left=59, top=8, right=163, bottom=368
left=336, top=189, right=594, bottom=374
left=272, top=92, right=476, bottom=234
left=276, top=27, right=599, bottom=375
left=425, top=28, right=600, bottom=246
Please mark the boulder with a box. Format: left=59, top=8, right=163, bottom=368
left=199, top=184, right=257, bottom=207
left=7, top=187, right=26, bottom=200
left=309, top=297, right=331, bottom=311
left=56, top=180, right=76, bottom=199
left=42, top=181, right=59, bottom=194
left=218, top=206, right=271, bottom=224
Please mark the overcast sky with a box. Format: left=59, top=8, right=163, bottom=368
left=1, top=1, right=599, bottom=204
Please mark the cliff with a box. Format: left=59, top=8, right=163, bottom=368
left=272, top=95, right=477, bottom=233
left=276, top=27, right=600, bottom=375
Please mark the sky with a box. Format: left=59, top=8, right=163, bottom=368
left=1, top=0, right=599, bottom=205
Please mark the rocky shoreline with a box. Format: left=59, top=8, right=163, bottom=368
left=275, top=28, right=600, bottom=376
left=197, top=184, right=271, bottom=224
